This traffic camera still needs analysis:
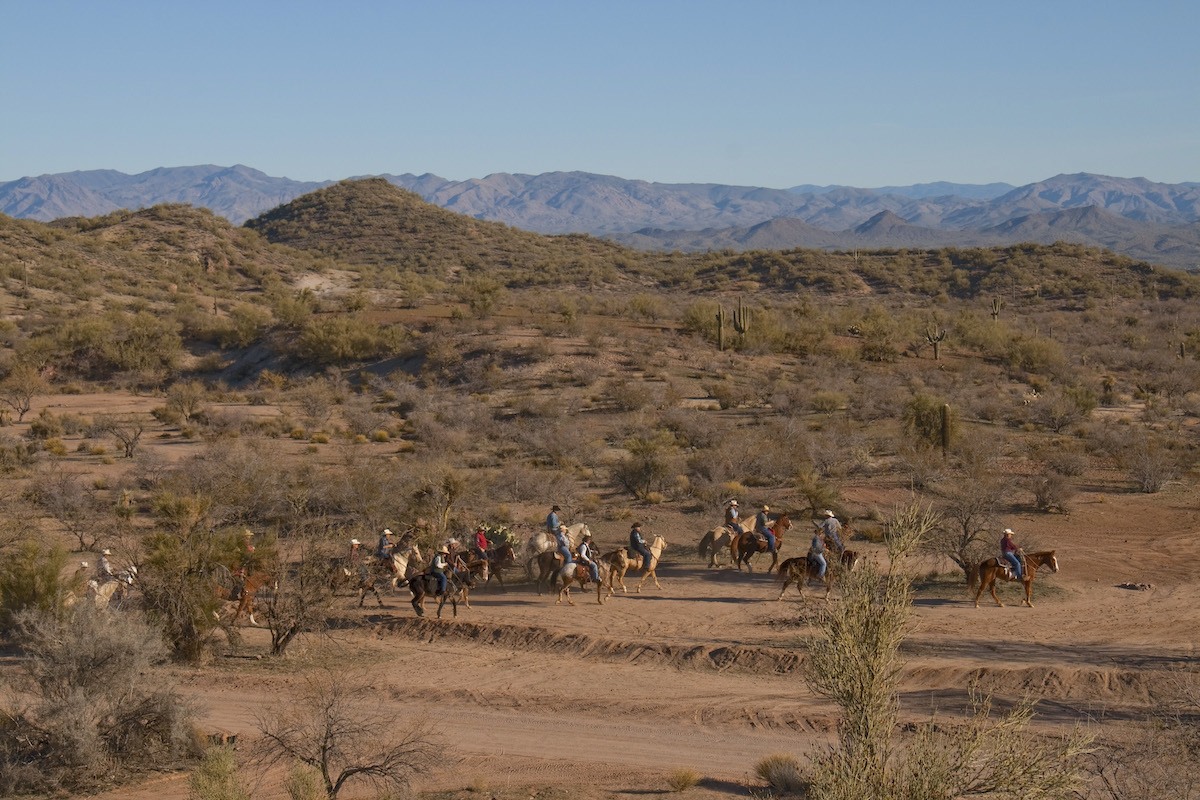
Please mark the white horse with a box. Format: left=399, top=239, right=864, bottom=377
left=524, top=522, right=589, bottom=575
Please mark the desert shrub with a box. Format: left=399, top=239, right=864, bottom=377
left=1005, top=333, right=1066, bottom=376
left=340, top=395, right=391, bottom=437
left=605, top=378, right=657, bottom=412
left=295, top=315, right=405, bottom=365
left=857, top=305, right=901, bottom=362
left=0, top=433, right=39, bottom=472
left=754, top=753, right=805, bottom=794
left=666, top=768, right=701, bottom=792
left=189, top=746, right=249, bottom=800
left=0, top=605, right=199, bottom=795
left=0, top=541, right=78, bottom=630
left=704, top=379, right=757, bottom=409
left=612, top=431, right=679, bottom=500
left=901, top=393, right=953, bottom=451
left=1027, top=471, right=1076, bottom=514
left=27, top=408, right=64, bottom=439
left=1122, top=432, right=1181, bottom=493
left=489, top=464, right=575, bottom=504
left=218, top=303, right=272, bottom=349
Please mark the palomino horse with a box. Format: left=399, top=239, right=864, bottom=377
left=602, top=534, right=667, bottom=596
left=974, top=550, right=1059, bottom=608
left=776, top=550, right=860, bottom=601
left=350, top=543, right=423, bottom=607
left=523, top=523, right=589, bottom=577
left=731, top=514, right=791, bottom=573
left=555, top=560, right=607, bottom=606
left=697, top=525, right=739, bottom=568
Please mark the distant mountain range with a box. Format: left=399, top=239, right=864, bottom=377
left=3, top=165, right=1199, bottom=268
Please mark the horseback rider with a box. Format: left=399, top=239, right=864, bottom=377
left=577, top=532, right=600, bottom=584
left=473, top=525, right=489, bottom=560
left=629, top=522, right=653, bottom=570
left=232, top=529, right=255, bottom=600
left=546, top=505, right=562, bottom=536
left=375, top=528, right=394, bottom=570
left=809, top=527, right=828, bottom=580
left=554, top=524, right=573, bottom=564
left=96, top=548, right=115, bottom=583
left=430, top=546, right=452, bottom=595
left=724, top=500, right=744, bottom=534
left=348, top=538, right=368, bottom=580
left=1000, top=528, right=1023, bottom=580
left=755, top=505, right=777, bottom=555
left=819, top=510, right=844, bottom=555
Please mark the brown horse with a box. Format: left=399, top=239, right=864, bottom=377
left=776, top=550, right=860, bottom=601
left=731, top=514, right=791, bottom=573
left=229, top=571, right=275, bottom=626
left=974, top=550, right=1059, bottom=608
left=602, top=534, right=667, bottom=596
left=407, top=568, right=477, bottom=618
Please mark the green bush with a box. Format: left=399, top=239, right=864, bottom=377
left=0, top=541, right=77, bottom=630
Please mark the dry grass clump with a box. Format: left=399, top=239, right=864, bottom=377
left=666, top=767, right=702, bottom=792
left=754, top=753, right=805, bottom=794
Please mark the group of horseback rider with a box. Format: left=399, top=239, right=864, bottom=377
left=724, top=499, right=845, bottom=576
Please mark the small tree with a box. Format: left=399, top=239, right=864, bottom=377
left=261, top=529, right=339, bottom=657
left=928, top=472, right=1011, bottom=584
left=255, top=671, right=438, bottom=800
left=0, top=364, right=47, bottom=422
left=94, top=413, right=147, bottom=458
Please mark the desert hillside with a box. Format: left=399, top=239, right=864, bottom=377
left=0, top=183, right=1198, bottom=799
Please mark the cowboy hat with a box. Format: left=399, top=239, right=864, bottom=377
left=1003, top=528, right=1014, bottom=535
left=350, top=539, right=361, bottom=546
left=437, top=546, right=450, bottom=555
left=631, top=522, right=642, bottom=529
left=728, top=500, right=738, bottom=506
left=582, top=532, right=593, bottom=539
left=80, top=561, right=89, bottom=568
left=242, top=528, right=254, bottom=537
left=762, top=505, right=770, bottom=511
left=102, top=548, right=112, bottom=555
left=382, top=528, right=393, bottom=536
left=551, top=505, right=561, bottom=511
left=823, top=510, right=835, bottom=518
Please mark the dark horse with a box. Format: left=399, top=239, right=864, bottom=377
left=483, top=542, right=520, bottom=590
left=731, top=513, right=791, bottom=573
left=974, top=550, right=1059, bottom=608
left=407, top=569, right=476, bottom=618
left=776, top=550, right=860, bottom=601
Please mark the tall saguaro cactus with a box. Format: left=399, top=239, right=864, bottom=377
left=924, top=327, right=947, bottom=360
left=990, top=297, right=1003, bottom=321
left=733, top=297, right=751, bottom=337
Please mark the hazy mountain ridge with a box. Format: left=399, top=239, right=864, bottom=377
left=3, top=166, right=1199, bottom=268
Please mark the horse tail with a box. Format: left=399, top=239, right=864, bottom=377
left=698, top=531, right=713, bottom=558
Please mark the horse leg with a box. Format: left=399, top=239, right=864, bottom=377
left=1023, top=578, right=1034, bottom=608
left=374, top=583, right=385, bottom=608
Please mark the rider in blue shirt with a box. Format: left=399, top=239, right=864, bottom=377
left=546, top=505, right=561, bottom=535
left=554, top=524, right=573, bottom=564
left=755, top=505, right=776, bottom=554
left=629, top=522, right=652, bottom=570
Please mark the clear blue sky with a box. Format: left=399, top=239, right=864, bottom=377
left=3, top=0, right=1197, bottom=188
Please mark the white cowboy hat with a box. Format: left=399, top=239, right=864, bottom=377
left=823, top=510, right=835, bottom=518
left=350, top=539, right=361, bottom=546
left=242, top=528, right=254, bottom=537
left=437, top=546, right=450, bottom=555
left=383, top=528, right=393, bottom=536
left=728, top=500, right=738, bottom=506
left=102, top=548, right=112, bottom=555
left=80, top=561, right=89, bottom=568
left=762, top=505, right=770, bottom=511
left=1003, top=528, right=1014, bottom=535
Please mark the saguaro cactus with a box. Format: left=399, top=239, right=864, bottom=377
left=990, top=297, right=1003, bottom=321
left=924, top=327, right=947, bottom=360
left=733, top=297, right=751, bottom=336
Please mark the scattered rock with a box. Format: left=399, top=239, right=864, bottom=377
left=1117, top=582, right=1154, bottom=591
